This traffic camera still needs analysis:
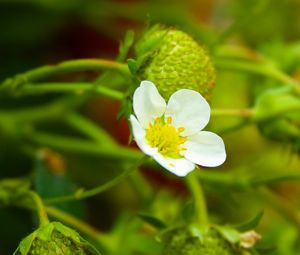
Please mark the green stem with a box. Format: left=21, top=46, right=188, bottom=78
left=253, top=103, right=300, bottom=122
left=20, top=82, right=124, bottom=100
left=27, top=191, right=49, bottom=227
left=212, top=104, right=300, bottom=122
left=185, top=171, right=208, bottom=226
left=65, top=114, right=153, bottom=203
left=197, top=170, right=300, bottom=190
left=251, top=173, right=300, bottom=187
left=197, top=171, right=250, bottom=190
left=0, top=96, right=80, bottom=123
left=214, top=58, right=300, bottom=94
left=211, top=108, right=254, bottom=118
left=44, top=157, right=146, bottom=204
left=1, top=59, right=129, bottom=93
left=65, top=113, right=117, bottom=145
left=28, top=130, right=300, bottom=190
left=128, top=170, right=153, bottom=203
left=216, top=121, right=250, bottom=135
left=28, top=131, right=142, bottom=161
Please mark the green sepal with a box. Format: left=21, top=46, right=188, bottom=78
left=15, top=232, right=36, bottom=255
left=37, top=223, right=55, bottom=241
left=159, top=224, right=241, bottom=255
left=134, top=24, right=168, bottom=58
left=187, top=224, right=209, bottom=242
left=14, top=221, right=101, bottom=255
left=52, top=221, right=81, bottom=243
left=127, top=59, right=138, bottom=75
left=215, top=225, right=240, bottom=244
left=118, top=30, right=134, bottom=62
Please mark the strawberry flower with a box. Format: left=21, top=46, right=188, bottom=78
left=130, top=81, right=226, bottom=176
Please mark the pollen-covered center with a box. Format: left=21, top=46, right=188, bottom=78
left=145, top=117, right=187, bottom=158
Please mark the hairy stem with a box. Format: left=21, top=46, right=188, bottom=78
left=1, top=59, right=129, bottom=93
left=185, top=171, right=209, bottom=226
left=65, top=113, right=117, bottom=145
left=19, top=82, right=124, bottom=100
left=214, top=58, right=300, bottom=94
left=44, top=157, right=146, bottom=204
left=29, top=131, right=141, bottom=160
left=27, top=191, right=49, bottom=227
left=211, top=108, right=254, bottom=118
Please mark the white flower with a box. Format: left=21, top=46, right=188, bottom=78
left=130, top=81, right=226, bottom=177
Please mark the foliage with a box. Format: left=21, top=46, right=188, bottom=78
left=0, top=0, right=300, bottom=255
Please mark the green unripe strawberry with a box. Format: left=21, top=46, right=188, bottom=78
left=135, top=25, right=216, bottom=100
left=14, top=222, right=100, bottom=255
left=160, top=226, right=243, bottom=255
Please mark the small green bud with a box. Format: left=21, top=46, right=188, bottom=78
left=160, top=226, right=242, bottom=255
left=14, top=222, right=100, bottom=255
left=254, top=87, right=300, bottom=147
left=135, top=25, right=216, bottom=100
left=0, top=178, right=30, bottom=206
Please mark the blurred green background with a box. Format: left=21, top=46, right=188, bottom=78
left=1, top=0, right=300, bottom=254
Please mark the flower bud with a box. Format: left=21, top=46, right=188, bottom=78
left=239, top=231, right=261, bottom=249
left=135, top=25, right=216, bottom=100
left=14, top=222, right=100, bottom=255
left=160, top=226, right=242, bottom=255
left=254, top=87, right=300, bottom=147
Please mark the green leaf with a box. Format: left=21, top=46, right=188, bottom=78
left=53, top=222, right=81, bottom=243
left=34, top=153, right=85, bottom=218
left=188, top=224, right=207, bottom=242
left=137, top=213, right=167, bottom=230
left=255, top=246, right=277, bottom=255
left=235, top=211, right=264, bottom=232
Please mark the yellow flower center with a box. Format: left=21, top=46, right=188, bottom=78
left=145, top=116, right=187, bottom=158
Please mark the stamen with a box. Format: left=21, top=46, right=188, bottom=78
left=169, top=163, right=175, bottom=167
left=178, top=127, right=185, bottom=133
left=145, top=116, right=187, bottom=158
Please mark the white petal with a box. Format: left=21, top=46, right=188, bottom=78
left=183, top=131, right=226, bottom=167
left=130, top=115, right=157, bottom=156
left=165, top=89, right=210, bottom=136
left=153, top=153, right=195, bottom=177
left=133, top=80, right=166, bottom=128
